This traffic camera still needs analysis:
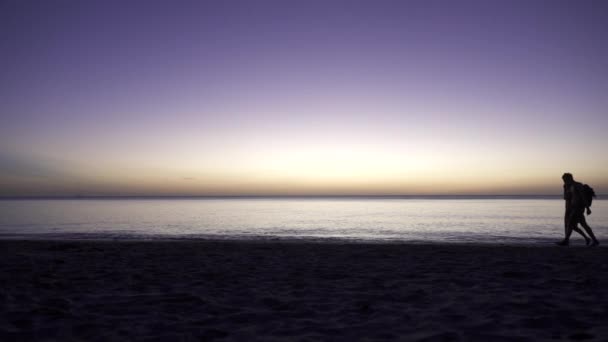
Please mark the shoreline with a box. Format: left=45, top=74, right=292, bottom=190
left=0, top=237, right=602, bottom=248
left=1, top=240, right=606, bottom=340
left=0, top=235, right=600, bottom=248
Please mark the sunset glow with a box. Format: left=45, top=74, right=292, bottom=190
left=1, top=1, right=607, bottom=196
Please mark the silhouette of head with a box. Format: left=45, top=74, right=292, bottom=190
left=562, top=173, right=574, bottom=185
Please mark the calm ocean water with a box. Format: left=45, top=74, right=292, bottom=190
left=0, top=198, right=606, bottom=244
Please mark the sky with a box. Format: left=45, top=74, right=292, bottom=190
left=1, top=0, right=607, bottom=196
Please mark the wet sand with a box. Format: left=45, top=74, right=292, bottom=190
left=0, top=240, right=606, bottom=341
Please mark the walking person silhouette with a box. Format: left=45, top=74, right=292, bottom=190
left=557, top=173, right=599, bottom=246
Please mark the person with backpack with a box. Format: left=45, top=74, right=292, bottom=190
left=564, top=182, right=592, bottom=246
left=557, top=173, right=599, bottom=246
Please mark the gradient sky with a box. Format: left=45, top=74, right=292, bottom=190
left=1, top=0, right=607, bottom=196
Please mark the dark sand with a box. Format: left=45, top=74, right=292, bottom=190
left=0, top=240, right=607, bottom=341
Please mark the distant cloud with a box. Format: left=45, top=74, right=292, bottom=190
left=182, top=177, right=195, bottom=181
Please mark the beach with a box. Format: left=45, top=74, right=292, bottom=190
left=0, top=240, right=606, bottom=341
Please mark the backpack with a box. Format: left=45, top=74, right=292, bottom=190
left=582, top=184, right=596, bottom=207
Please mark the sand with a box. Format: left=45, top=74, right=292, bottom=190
left=0, top=240, right=606, bottom=341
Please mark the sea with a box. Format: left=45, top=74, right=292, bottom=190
left=0, top=197, right=606, bottom=244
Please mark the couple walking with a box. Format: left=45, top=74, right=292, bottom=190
left=558, top=173, right=599, bottom=246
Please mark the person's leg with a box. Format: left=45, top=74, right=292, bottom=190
left=579, top=214, right=599, bottom=246
left=572, top=225, right=590, bottom=245
left=559, top=209, right=571, bottom=245
left=569, top=208, right=590, bottom=244
left=564, top=208, right=570, bottom=237
left=558, top=210, right=577, bottom=246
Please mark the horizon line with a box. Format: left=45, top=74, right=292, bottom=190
left=0, top=194, right=598, bottom=200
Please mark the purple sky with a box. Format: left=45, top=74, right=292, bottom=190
left=1, top=0, right=607, bottom=196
